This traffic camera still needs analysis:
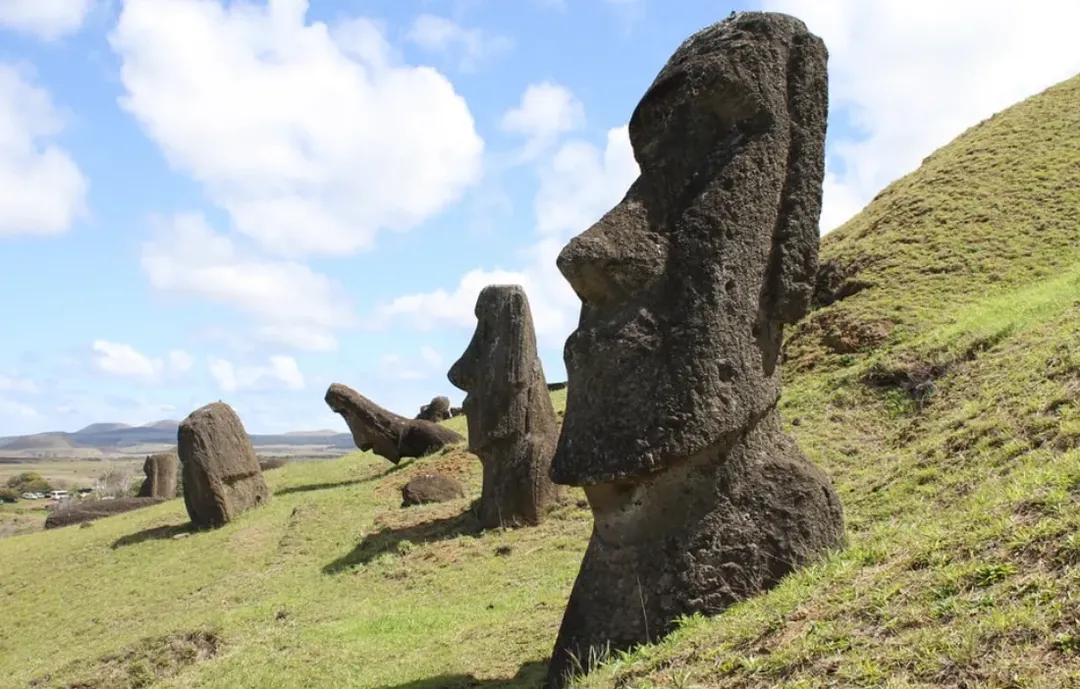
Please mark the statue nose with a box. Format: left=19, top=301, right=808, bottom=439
left=557, top=225, right=621, bottom=306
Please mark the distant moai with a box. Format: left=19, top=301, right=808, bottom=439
left=177, top=402, right=269, bottom=529
left=545, top=12, right=846, bottom=687
left=325, top=384, right=463, bottom=463
left=136, top=452, right=179, bottom=499
left=448, top=285, right=561, bottom=529
left=415, top=396, right=453, bottom=423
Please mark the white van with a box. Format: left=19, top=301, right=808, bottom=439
left=49, top=490, right=70, bottom=501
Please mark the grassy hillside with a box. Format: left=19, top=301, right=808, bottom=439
left=2, top=75, right=1079, bottom=689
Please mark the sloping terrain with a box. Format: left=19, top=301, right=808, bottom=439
left=1, top=75, right=1078, bottom=689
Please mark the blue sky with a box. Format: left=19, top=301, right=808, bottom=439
left=1, top=0, right=1079, bottom=436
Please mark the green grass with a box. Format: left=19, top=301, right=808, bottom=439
left=2, top=74, right=1079, bottom=689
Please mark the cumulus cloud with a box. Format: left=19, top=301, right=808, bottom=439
left=141, top=213, right=355, bottom=352
left=760, top=0, right=1080, bottom=231
left=0, top=64, right=89, bottom=237
left=0, top=0, right=94, bottom=40
left=378, top=345, right=446, bottom=381
left=0, top=374, right=38, bottom=394
left=378, top=122, right=639, bottom=345
left=90, top=340, right=193, bottom=383
left=208, top=355, right=306, bottom=393
left=500, top=81, right=585, bottom=160
left=109, top=0, right=484, bottom=257
left=406, top=14, right=512, bottom=72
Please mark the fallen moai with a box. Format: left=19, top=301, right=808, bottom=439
left=178, top=401, right=269, bottom=529
left=325, top=383, right=463, bottom=464
left=448, top=284, right=561, bottom=529
left=44, top=497, right=169, bottom=529
left=136, top=452, right=179, bottom=499
left=545, top=12, right=846, bottom=687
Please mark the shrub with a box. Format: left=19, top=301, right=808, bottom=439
left=0, top=487, right=19, bottom=503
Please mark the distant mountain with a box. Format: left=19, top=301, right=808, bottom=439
left=0, top=422, right=354, bottom=453
left=74, top=423, right=132, bottom=435
left=142, top=419, right=180, bottom=431
left=0, top=433, right=75, bottom=451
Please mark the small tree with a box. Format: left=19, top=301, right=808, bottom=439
left=5, top=472, right=52, bottom=494
left=96, top=466, right=134, bottom=498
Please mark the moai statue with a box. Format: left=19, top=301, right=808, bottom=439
left=136, top=452, right=179, bottom=498
left=545, top=12, right=846, bottom=687
left=178, top=402, right=269, bottom=529
left=325, top=384, right=463, bottom=463
left=416, top=396, right=452, bottom=423
left=448, top=285, right=561, bottom=529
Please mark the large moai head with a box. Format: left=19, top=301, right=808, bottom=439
left=551, top=11, right=828, bottom=486
left=448, top=284, right=553, bottom=453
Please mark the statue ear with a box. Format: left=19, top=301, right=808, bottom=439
left=765, top=32, right=828, bottom=325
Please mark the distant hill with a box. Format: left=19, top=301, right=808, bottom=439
left=0, top=423, right=354, bottom=453
left=74, top=423, right=132, bottom=434
left=142, top=419, right=180, bottom=431
left=0, top=433, right=75, bottom=451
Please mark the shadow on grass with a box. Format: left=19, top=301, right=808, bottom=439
left=112, top=522, right=194, bottom=549
left=322, top=505, right=482, bottom=574
left=275, top=459, right=414, bottom=497
left=375, top=660, right=547, bottom=689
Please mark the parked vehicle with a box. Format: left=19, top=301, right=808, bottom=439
left=49, top=490, right=70, bottom=501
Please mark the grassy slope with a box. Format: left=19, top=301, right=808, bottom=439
left=2, top=75, right=1079, bottom=689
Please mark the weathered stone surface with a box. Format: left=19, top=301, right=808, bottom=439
left=415, top=395, right=453, bottom=423
left=448, top=285, right=561, bottom=529
left=401, top=473, right=466, bottom=507
left=45, top=497, right=169, bottom=529
left=178, top=402, right=269, bottom=529
left=325, top=384, right=463, bottom=464
left=136, top=452, right=179, bottom=499
left=546, top=12, right=845, bottom=687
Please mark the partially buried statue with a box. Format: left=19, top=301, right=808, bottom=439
left=546, top=12, right=845, bottom=687
left=448, top=285, right=561, bottom=529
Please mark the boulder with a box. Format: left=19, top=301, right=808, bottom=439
left=545, top=12, right=845, bottom=687
left=401, top=473, right=466, bottom=507
left=177, top=402, right=269, bottom=529
left=448, top=285, right=561, bottom=529
left=136, top=452, right=179, bottom=499
left=325, top=384, right=463, bottom=464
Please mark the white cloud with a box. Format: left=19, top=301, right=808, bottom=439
left=378, top=122, right=639, bottom=345
left=109, top=0, right=484, bottom=257
left=0, top=0, right=94, bottom=40
left=760, top=0, right=1080, bottom=232
left=208, top=355, right=306, bottom=392
left=0, top=64, right=89, bottom=237
left=141, top=212, right=355, bottom=352
left=0, top=374, right=38, bottom=394
left=90, top=340, right=193, bottom=383
left=377, top=345, right=446, bottom=381
left=500, top=81, right=585, bottom=160
left=406, top=14, right=512, bottom=72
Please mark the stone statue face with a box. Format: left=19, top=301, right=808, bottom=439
left=550, top=13, right=827, bottom=486
left=448, top=284, right=538, bottom=452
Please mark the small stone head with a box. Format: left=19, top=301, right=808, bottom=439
left=448, top=284, right=541, bottom=453
left=551, top=12, right=829, bottom=485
